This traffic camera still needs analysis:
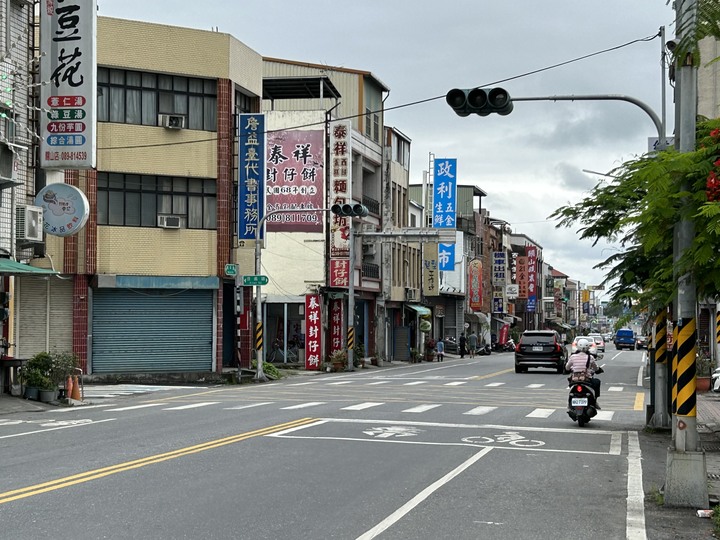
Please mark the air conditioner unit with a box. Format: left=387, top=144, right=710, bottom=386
left=157, top=215, right=182, bottom=229
left=158, top=113, right=186, bottom=129
left=362, top=244, right=376, bottom=257
left=16, top=205, right=43, bottom=242
left=406, top=288, right=418, bottom=302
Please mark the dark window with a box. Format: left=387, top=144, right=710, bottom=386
left=96, top=172, right=217, bottom=230
left=97, top=67, right=217, bottom=131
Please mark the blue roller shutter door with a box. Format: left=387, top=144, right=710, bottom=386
left=92, top=289, right=213, bottom=373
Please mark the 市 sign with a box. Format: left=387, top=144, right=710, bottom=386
left=243, top=275, right=268, bottom=286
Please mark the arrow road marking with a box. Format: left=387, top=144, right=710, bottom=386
left=362, top=426, right=424, bottom=438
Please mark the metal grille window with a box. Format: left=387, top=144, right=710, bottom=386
left=97, top=67, right=217, bottom=131
left=97, top=172, right=217, bottom=229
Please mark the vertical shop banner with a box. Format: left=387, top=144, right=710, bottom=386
left=423, top=243, right=439, bottom=296
left=510, top=252, right=518, bottom=283
left=266, top=129, right=324, bottom=232
left=432, top=158, right=457, bottom=228
left=499, top=323, right=510, bottom=345
left=40, top=0, right=97, bottom=169
left=492, top=251, right=506, bottom=286
left=329, top=259, right=350, bottom=288
left=329, top=298, right=344, bottom=353
left=468, top=259, right=482, bottom=310
left=517, top=256, right=528, bottom=298
left=438, top=243, right=455, bottom=272
left=329, top=121, right=352, bottom=258
left=526, top=246, right=538, bottom=312
left=305, top=294, right=321, bottom=370
left=238, top=114, right=265, bottom=240
left=493, top=294, right=504, bottom=314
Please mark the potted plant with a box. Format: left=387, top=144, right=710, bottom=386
left=424, top=338, right=436, bottom=362
left=353, top=342, right=365, bottom=368
left=696, top=348, right=714, bottom=392
left=21, top=367, right=45, bottom=401
left=410, top=348, right=420, bottom=363
left=328, top=349, right=347, bottom=372
left=38, top=374, right=57, bottom=403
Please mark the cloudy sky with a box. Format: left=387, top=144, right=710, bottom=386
left=97, top=0, right=676, bottom=293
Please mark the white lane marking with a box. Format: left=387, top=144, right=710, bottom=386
left=402, top=404, right=441, bottom=413
left=444, top=382, right=467, bottom=386
left=464, top=406, right=497, bottom=416
left=403, top=381, right=427, bottom=386
left=0, top=418, right=116, bottom=439
left=485, top=382, right=505, bottom=387
left=356, top=448, right=493, bottom=540
left=342, top=402, right=384, bottom=411
left=106, top=403, right=168, bottom=412
left=525, top=384, right=544, bottom=389
left=526, top=408, right=554, bottom=418
left=280, top=402, right=327, bottom=410
left=608, top=386, right=623, bottom=392
left=328, top=381, right=354, bottom=385
left=594, top=411, right=616, bottom=421
left=610, top=433, right=622, bottom=455
left=637, top=365, right=644, bottom=387
left=626, top=431, right=647, bottom=540
left=49, top=404, right=117, bottom=412
left=163, top=402, right=220, bottom=410
left=366, top=381, right=391, bottom=385
left=611, top=351, right=624, bottom=361
left=224, top=402, right=274, bottom=410
left=287, top=382, right=315, bottom=386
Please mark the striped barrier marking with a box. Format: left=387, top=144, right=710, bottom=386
left=675, top=317, right=697, bottom=417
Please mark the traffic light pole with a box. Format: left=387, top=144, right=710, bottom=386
left=253, top=208, right=329, bottom=381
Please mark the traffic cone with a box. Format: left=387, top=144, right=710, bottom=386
left=66, top=376, right=73, bottom=399
left=70, top=375, right=81, bottom=401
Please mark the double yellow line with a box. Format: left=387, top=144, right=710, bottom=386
left=0, top=417, right=317, bottom=505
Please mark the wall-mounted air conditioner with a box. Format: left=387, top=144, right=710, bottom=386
left=157, top=215, right=182, bottom=229
left=16, top=205, right=43, bottom=242
left=158, top=113, right=186, bottom=129
left=362, top=244, right=376, bottom=257
left=406, top=288, right=419, bottom=302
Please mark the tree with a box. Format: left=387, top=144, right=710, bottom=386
left=550, top=118, right=720, bottom=312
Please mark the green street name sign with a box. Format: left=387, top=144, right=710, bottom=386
left=243, top=274, right=268, bottom=286
left=224, top=264, right=238, bottom=277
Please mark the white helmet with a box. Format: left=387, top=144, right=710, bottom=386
left=577, top=338, right=591, bottom=353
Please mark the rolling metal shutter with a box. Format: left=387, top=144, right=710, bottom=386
left=16, top=277, right=73, bottom=357
left=92, top=289, right=213, bottom=373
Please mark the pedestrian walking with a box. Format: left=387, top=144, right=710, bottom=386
left=459, top=332, right=467, bottom=358
left=468, top=330, right=478, bottom=358
left=436, top=338, right=445, bottom=362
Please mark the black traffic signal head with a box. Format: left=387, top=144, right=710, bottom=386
left=446, top=87, right=513, bottom=117
left=331, top=202, right=368, bottom=218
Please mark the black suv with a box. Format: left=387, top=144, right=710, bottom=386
left=514, top=330, right=568, bottom=374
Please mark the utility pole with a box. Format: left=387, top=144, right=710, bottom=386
left=663, top=0, right=708, bottom=508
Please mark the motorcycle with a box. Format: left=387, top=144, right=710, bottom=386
left=503, top=338, right=516, bottom=352
left=712, top=367, right=720, bottom=392
left=567, top=362, right=604, bottom=427
left=477, top=343, right=492, bottom=356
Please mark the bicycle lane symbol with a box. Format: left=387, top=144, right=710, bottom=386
left=461, top=431, right=545, bottom=448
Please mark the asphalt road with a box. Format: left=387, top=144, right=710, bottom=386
left=0, top=349, right=713, bottom=539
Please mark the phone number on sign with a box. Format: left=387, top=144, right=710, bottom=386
left=59, top=151, right=88, bottom=161
left=266, top=213, right=319, bottom=223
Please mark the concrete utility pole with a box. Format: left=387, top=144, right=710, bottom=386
left=663, top=0, right=708, bottom=508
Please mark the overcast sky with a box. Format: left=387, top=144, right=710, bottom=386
left=97, top=0, right=676, bottom=295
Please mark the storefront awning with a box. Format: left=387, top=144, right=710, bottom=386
left=0, top=258, right=57, bottom=275
left=405, top=304, right=432, bottom=317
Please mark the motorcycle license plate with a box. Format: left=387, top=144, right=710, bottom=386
left=532, top=346, right=543, bottom=351
left=571, top=398, right=588, bottom=406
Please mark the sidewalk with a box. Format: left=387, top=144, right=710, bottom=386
left=697, top=391, right=720, bottom=502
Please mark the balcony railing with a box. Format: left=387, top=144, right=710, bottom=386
left=362, top=195, right=380, bottom=215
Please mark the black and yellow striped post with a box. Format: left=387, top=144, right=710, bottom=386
left=255, top=322, right=263, bottom=351
left=716, top=311, right=720, bottom=346
left=671, top=323, right=678, bottom=416
left=655, top=312, right=667, bottom=364
left=675, top=317, right=697, bottom=418
left=347, top=326, right=355, bottom=354
left=651, top=310, right=670, bottom=427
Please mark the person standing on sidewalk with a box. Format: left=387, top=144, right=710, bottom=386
left=459, top=332, right=467, bottom=358
left=468, top=331, right=478, bottom=358
left=436, top=338, right=445, bottom=362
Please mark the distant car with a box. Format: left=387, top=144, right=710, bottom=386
left=603, top=332, right=613, bottom=342
left=636, top=335, right=649, bottom=349
left=514, top=330, right=568, bottom=374
left=614, top=328, right=636, bottom=350
left=571, top=336, right=598, bottom=355
left=588, top=333, right=605, bottom=352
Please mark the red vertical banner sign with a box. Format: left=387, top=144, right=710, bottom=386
left=305, top=294, right=322, bottom=370
left=517, top=256, right=528, bottom=298
left=329, top=298, right=344, bottom=353
left=468, top=259, right=482, bottom=311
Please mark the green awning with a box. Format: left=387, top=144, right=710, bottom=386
left=406, top=304, right=432, bottom=317
left=0, top=258, right=57, bottom=275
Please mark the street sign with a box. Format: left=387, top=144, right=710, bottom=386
left=224, top=264, right=238, bottom=277
left=243, top=275, right=268, bottom=286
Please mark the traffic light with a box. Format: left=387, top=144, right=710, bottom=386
left=446, top=87, right=513, bottom=117
left=330, top=202, right=369, bottom=218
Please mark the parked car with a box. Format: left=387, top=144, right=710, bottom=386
left=571, top=336, right=598, bottom=355
left=636, top=335, right=649, bottom=349
left=614, top=328, right=636, bottom=350
left=514, top=330, right=568, bottom=374
left=588, top=333, right=605, bottom=352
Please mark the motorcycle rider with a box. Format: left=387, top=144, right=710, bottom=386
left=565, top=337, right=602, bottom=409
